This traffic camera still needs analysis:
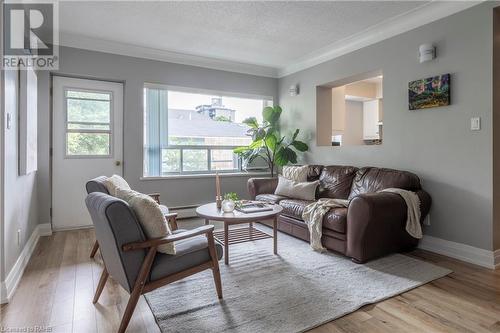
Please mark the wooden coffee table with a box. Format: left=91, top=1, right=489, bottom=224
left=196, top=202, right=283, bottom=265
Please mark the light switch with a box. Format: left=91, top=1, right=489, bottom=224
left=6, top=113, right=11, bottom=129
left=471, top=117, right=481, bottom=131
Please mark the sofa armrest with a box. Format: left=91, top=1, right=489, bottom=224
left=346, top=191, right=427, bottom=263
left=416, top=190, right=432, bottom=222
left=247, top=177, right=278, bottom=200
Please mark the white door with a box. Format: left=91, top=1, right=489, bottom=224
left=52, top=77, right=123, bottom=230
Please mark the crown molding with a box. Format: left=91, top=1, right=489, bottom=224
left=59, top=32, right=280, bottom=78
left=58, top=1, right=483, bottom=79
left=277, top=1, right=484, bottom=78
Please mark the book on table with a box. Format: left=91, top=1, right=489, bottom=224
left=235, top=201, right=274, bottom=213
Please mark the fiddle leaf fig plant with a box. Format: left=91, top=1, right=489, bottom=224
left=234, top=105, right=308, bottom=177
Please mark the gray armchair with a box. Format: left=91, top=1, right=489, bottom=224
left=85, top=192, right=223, bottom=333
left=86, top=176, right=178, bottom=259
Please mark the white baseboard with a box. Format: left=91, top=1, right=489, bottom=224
left=418, top=235, right=498, bottom=269
left=52, top=224, right=93, bottom=232
left=0, top=223, right=52, bottom=304
left=38, top=222, right=53, bottom=236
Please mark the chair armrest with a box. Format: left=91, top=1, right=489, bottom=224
left=164, top=212, right=178, bottom=231
left=346, top=192, right=424, bottom=263
left=148, top=193, right=161, bottom=204
left=164, top=212, right=177, bottom=219
left=247, top=177, right=278, bottom=200
left=122, top=225, right=215, bottom=251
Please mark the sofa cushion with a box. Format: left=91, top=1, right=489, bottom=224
left=275, top=176, right=319, bottom=201
left=282, top=165, right=309, bottom=182
left=256, top=193, right=288, bottom=204
left=149, top=235, right=223, bottom=282
left=306, top=165, right=324, bottom=181
left=318, top=166, right=358, bottom=199
left=116, top=188, right=175, bottom=255
left=322, top=207, right=347, bottom=234
left=349, top=167, right=422, bottom=200
left=280, top=199, right=314, bottom=220
left=103, top=174, right=131, bottom=196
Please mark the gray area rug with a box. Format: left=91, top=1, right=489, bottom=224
left=145, top=226, right=451, bottom=333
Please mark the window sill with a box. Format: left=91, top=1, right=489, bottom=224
left=140, top=171, right=271, bottom=181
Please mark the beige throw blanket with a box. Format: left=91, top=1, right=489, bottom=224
left=302, top=188, right=421, bottom=252
left=302, top=198, right=349, bottom=252
left=381, top=188, right=422, bottom=239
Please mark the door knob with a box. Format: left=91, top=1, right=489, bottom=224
left=115, top=161, right=121, bottom=166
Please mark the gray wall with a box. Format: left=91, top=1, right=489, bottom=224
left=3, top=69, right=40, bottom=275
left=279, top=3, right=495, bottom=250
left=37, top=46, right=278, bottom=224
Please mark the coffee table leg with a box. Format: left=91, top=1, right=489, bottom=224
left=205, top=219, right=209, bottom=225
left=273, top=216, right=278, bottom=255
left=224, top=222, right=229, bottom=265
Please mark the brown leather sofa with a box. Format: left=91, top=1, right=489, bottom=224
left=248, top=165, right=431, bottom=263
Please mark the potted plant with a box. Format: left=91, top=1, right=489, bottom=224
left=234, top=106, right=308, bottom=177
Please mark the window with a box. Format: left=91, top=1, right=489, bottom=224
left=65, top=89, right=112, bottom=156
left=143, top=85, right=273, bottom=176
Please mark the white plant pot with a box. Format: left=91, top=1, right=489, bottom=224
left=222, top=199, right=235, bottom=213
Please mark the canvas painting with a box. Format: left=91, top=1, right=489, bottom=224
left=408, top=74, right=450, bottom=110
left=19, top=67, right=38, bottom=175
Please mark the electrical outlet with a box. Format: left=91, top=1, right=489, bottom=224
left=424, top=214, right=431, bottom=226
left=17, top=229, right=21, bottom=246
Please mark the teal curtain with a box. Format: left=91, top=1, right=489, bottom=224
left=144, top=88, right=167, bottom=176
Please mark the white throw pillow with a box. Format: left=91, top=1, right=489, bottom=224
left=274, top=176, right=319, bottom=201
left=104, top=174, right=131, bottom=196
left=116, top=188, right=175, bottom=255
left=282, top=165, right=308, bottom=183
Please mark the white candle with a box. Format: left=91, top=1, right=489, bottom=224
left=216, top=172, right=221, bottom=197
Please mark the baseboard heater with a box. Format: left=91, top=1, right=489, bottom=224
left=170, top=205, right=199, bottom=220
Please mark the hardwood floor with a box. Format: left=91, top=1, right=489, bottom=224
left=1, top=223, right=499, bottom=333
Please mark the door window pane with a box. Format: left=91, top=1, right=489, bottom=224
left=65, top=89, right=112, bottom=157
left=211, top=149, right=238, bottom=171
left=66, top=90, right=111, bottom=100
left=66, top=133, right=110, bottom=156
left=67, top=123, right=110, bottom=130
left=182, top=149, right=208, bottom=172
left=67, top=99, right=110, bottom=123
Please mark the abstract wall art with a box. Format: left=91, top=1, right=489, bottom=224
left=408, top=73, right=450, bottom=110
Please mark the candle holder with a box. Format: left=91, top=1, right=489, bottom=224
left=216, top=196, right=222, bottom=209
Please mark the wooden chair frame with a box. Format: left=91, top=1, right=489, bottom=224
left=93, top=225, right=223, bottom=333
left=90, top=212, right=179, bottom=259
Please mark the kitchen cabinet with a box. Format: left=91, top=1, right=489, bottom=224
left=363, top=99, right=382, bottom=140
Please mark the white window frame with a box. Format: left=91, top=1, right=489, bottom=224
left=143, top=83, right=273, bottom=177
left=63, top=87, right=114, bottom=159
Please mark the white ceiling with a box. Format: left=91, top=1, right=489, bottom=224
left=57, top=1, right=482, bottom=77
